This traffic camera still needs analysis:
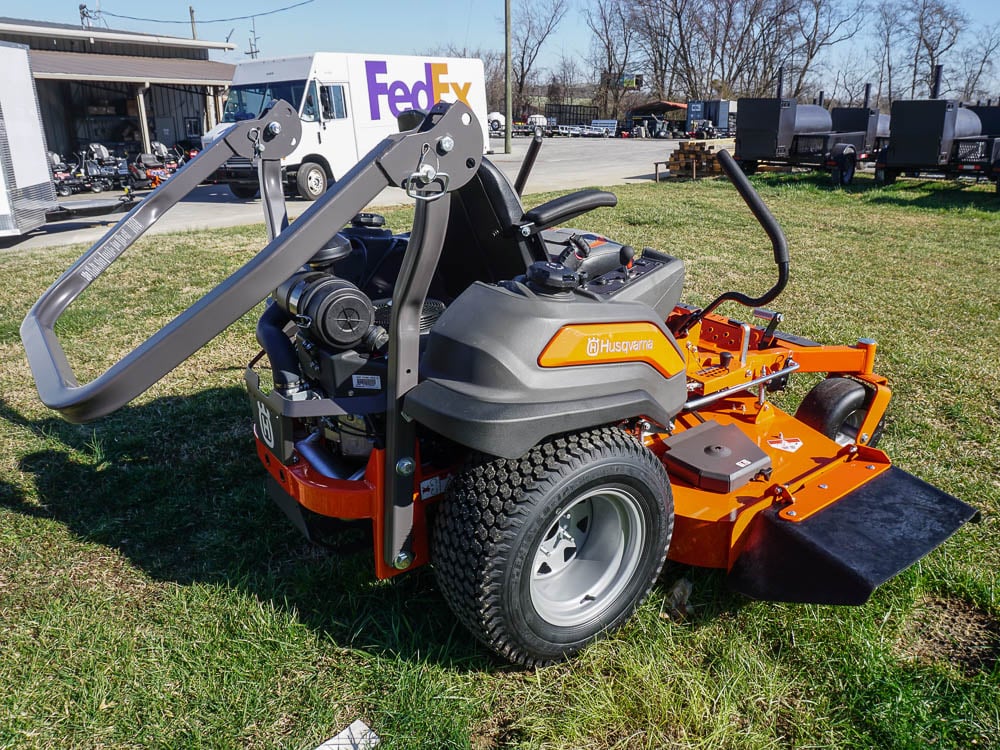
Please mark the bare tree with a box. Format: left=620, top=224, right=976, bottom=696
left=658, top=0, right=799, bottom=100
left=907, top=0, right=966, bottom=97
left=546, top=54, right=580, bottom=106
left=431, top=44, right=505, bottom=112
left=586, top=0, right=638, bottom=118
left=789, top=0, right=865, bottom=98
left=956, top=23, right=1000, bottom=101
left=511, top=0, right=569, bottom=116
left=631, top=0, right=677, bottom=100
left=872, top=1, right=904, bottom=108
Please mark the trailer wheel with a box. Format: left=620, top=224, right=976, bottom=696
left=433, top=427, right=673, bottom=666
left=296, top=162, right=327, bottom=201
left=228, top=183, right=259, bottom=200
left=795, top=377, right=883, bottom=447
left=831, top=155, right=856, bottom=186
left=739, top=160, right=758, bottom=175
left=874, top=167, right=897, bottom=186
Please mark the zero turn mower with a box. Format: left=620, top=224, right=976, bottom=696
left=21, top=101, right=977, bottom=666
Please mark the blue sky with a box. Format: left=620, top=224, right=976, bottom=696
left=12, top=0, right=1000, bottom=78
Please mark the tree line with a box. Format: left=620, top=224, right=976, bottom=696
left=438, top=0, right=1000, bottom=120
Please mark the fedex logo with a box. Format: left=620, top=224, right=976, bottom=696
left=366, top=60, right=473, bottom=120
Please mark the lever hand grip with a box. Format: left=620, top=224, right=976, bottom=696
left=715, top=149, right=789, bottom=267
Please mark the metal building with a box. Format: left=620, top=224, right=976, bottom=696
left=0, top=16, right=234, bottom=159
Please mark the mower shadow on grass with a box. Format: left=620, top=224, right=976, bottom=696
left=0, top=389, right=504, bottom=671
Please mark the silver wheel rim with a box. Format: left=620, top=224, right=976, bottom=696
left=835, top=409, right=864, bottom=446
left=306, top=169, right=323, bottom=195
left=529, top=487, right=646, bottom=627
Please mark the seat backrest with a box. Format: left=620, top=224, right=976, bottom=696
left=89, top=143, right=111, bottom=161
left=433, top=157, right=546, bottom=299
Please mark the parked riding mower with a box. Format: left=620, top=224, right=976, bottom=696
left=21, top=101, right=976, bottom=666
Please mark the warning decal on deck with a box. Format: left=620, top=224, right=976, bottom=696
left=768, top=436, right=804, bottom=453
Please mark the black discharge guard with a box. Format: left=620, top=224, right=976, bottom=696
left=727, top=467, right=978, bottom=605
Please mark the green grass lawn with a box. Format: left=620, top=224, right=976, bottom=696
left=1, top=173, right=998, bottom=749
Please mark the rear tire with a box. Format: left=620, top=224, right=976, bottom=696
left=433, top=427, right=673, bottom=666
left=296, top=161, right=327, bottom=200
left=228, top=183, right=259, bottom=200
left=739, top=160, right=758, bottom=175
left=795, top=377, right=883, bottom=447
left=56, top=184, right=72, bottom=197
left=874, top=167, right=897, bottom=186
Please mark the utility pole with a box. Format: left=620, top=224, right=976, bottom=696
left=189, top=6, right=197, bottom=39
left=504, top=0, right=512, bottom=154
left=246, top=16, right=260, bottom=59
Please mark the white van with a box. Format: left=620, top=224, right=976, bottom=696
left=203, top=52, right=489, bottom=200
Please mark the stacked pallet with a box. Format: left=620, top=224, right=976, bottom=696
left=666, top=141, right=725, bottom=178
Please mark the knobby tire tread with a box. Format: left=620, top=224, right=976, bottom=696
left=432, top=426, right=671, bottom=667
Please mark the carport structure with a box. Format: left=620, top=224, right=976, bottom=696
left=0, top=16, right=234, bottom=158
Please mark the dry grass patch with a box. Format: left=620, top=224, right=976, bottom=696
left=897, top=595, right=1000, bottom=677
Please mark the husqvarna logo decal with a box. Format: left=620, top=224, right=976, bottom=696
left=585, top=335, right=656, bottom=357
left=257, top=401, right=275, bottom=448
left=539, top=323, right=686, bottom=379
left=365, top=61, right=474, bottom=119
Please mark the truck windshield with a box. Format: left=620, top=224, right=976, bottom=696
left=222, top=80, right=308, bottom=122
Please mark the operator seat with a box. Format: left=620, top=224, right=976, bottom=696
left=434, top=156, right=621, bottom=299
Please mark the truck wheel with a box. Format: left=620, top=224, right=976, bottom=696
left=433, top=427, right=673, bottom=666
left=229, top=183, right=259, bottom=200
left=795, top=377, right=883, bottom=448
left=297, top=162, right=327, bottom=200
left=739, top=160, right=758, bottom=175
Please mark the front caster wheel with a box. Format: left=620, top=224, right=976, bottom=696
left=433, top=427, right=673, bottom=666
left=795, top=377, right=884, bottom=447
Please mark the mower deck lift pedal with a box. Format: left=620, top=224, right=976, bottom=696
left=663, top=420, right=772, bottom=493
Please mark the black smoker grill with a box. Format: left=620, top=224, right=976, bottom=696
left=876, top=100, right=1000, bottom=191
left=735, top=97, right=885, bottom=185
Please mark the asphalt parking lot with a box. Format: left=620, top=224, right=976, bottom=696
left=4, top=136, right=686, bottom=251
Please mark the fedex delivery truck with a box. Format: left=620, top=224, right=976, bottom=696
left=203, top=52, right=489, bottom=200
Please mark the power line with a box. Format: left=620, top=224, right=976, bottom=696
left=96, top=0, right=314, bottom=25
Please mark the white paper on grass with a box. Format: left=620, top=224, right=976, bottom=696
left=314, top=719, right=380, bottom=750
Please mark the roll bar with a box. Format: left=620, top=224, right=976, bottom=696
left=21, top=100, right=483, bottom=423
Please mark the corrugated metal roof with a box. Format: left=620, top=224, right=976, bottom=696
left=0, top=16, right=235, bottom=50
left=29, top=49, right=235, bottom=86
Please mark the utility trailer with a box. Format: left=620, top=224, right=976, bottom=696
left=735, top=98, right=886, bottom=185
left=874, top=100, right=1000, bottom=192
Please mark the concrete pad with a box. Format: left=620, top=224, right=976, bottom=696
left=1, top=136, right=684, bottom=252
